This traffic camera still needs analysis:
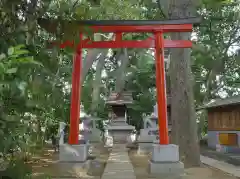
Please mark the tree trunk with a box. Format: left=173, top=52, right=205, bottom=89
left=90, top=50, right=107, bottom=116
left=81, top=33, right=114, bottom=85
left=81, top=33, right=109, bottom=85
left=115, top=49, right=129, bottom=93
left=167, top=0, right=201, bottom=167
left=81, top=49, right=102, bottom=85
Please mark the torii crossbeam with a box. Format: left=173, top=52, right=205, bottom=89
left=38, top=18, right=200, bottom=145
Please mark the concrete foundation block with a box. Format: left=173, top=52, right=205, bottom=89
left=149, top=144, right=184, bottom=177
left=148, top=160, right=184, bottom=177
left=151, top=144, right=179, bottom=162
left=59, top=144, right=88, bottom=162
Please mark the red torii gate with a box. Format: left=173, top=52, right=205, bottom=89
left=41, top=18, right=199, bottom=145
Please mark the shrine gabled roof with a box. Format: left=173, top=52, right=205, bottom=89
left=106, top=92, right=133, bottom=105
left=106, top=92, right=171, bottom=106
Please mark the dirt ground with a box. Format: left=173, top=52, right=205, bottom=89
left=30, top=144, right=109, bottom=179
left=129, top=149, right=239, bottom=179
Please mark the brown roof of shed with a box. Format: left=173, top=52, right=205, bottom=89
left=199, top=95, right=240, bottom=109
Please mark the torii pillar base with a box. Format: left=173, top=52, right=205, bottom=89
left=59, top=144, right=88, bottom=163
left=148, top=142, right=184, bottom=178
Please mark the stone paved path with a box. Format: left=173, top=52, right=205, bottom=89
left=102, top=144, right=136, bottom=179
left=201, top=155, right=240, bottom=178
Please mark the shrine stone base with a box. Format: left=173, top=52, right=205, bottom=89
left=107, top=119, right=135, bottom=144
left=108, top=128, right=134, bottom=144
left=59, top=144, right=88, bottom=162
left=148, top=144, right=184, bottom=177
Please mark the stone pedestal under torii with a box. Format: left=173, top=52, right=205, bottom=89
left=105, top=92, right=135, bottom=144
left=58, top=105, right=89, bottom=163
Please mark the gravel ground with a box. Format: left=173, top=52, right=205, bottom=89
left=31, top=144, right=109, bottom=179
left=129, top=149, right=239, bottom=179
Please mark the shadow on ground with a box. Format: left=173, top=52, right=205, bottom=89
left=30, top=144, right=109, bottom=179
left=128, top=149, right=239, bottom=179
left=201, top=146, right=240, bottom=166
